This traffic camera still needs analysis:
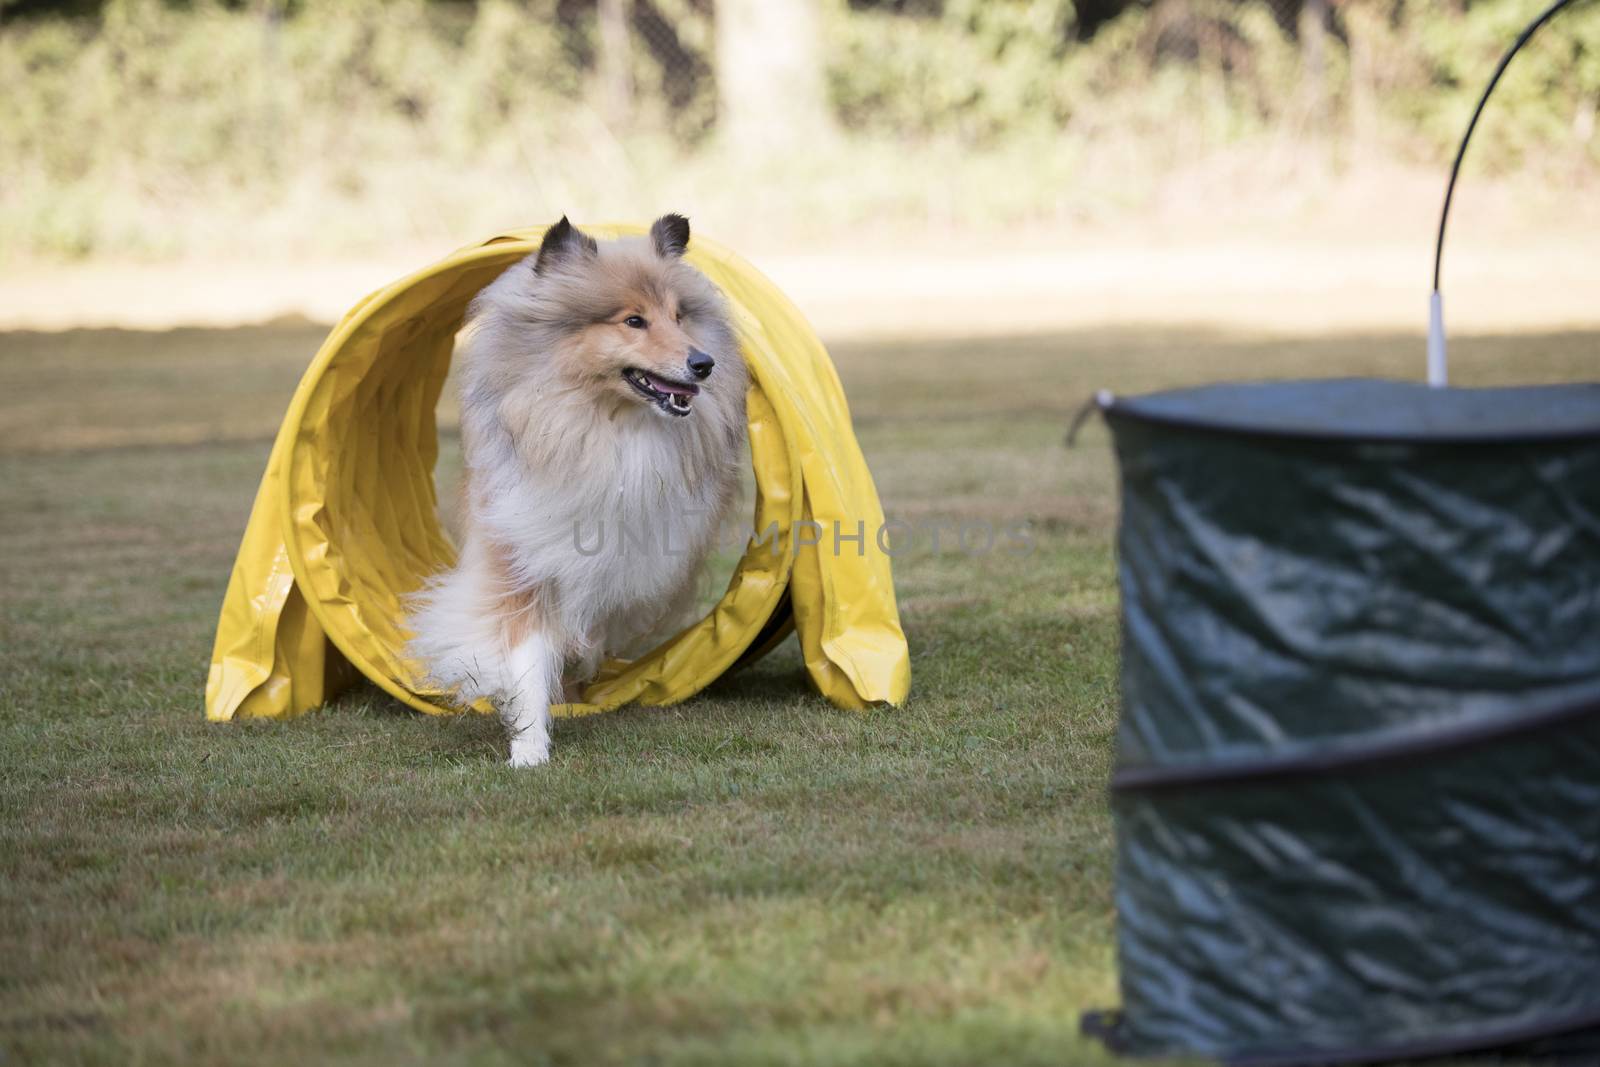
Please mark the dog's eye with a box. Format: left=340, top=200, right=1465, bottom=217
left=624, top=315, right=648, bottom=329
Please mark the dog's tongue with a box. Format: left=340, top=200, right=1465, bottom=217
left=643, top=372, right=698, bottom=397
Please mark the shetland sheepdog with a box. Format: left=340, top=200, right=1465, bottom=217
left=406, top=215, right=747, bottom=766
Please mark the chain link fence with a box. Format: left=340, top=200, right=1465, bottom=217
left=585, top=0, right=1364, bottom=141
left=2, top=0, right=1593, bottom=259
left=3, top=1, right=1589, bottom=154
left=542, top=0, right=1597, bottom=161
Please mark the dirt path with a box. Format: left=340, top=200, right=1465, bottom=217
left=5, top=234, right=1595, bottom=341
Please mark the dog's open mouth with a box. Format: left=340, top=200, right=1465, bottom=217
left=623, top=368, right=700, bottom=416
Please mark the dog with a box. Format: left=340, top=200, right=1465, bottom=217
left=405, top=215, right=748, bottom=766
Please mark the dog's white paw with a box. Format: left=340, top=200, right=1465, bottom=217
left=507, top=739, right=550, bottom=768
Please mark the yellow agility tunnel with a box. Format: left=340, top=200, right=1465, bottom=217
left=206, top=224, right=910, bottom=722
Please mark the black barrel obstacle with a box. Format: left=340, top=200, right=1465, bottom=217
left=1084, top=1, right=1600, bottom=1062
left=1087, top=382, right=1600, bottom=1065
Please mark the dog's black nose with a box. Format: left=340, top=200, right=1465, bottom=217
left=686, top=349, right=715, bottom=379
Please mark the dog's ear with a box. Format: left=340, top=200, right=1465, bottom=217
left=535, top=216, right=597, bottom=275
left=650, top=213, right=690, bottom=259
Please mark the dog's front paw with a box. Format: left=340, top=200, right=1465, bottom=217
left=507, top=738, right=550, bottom=768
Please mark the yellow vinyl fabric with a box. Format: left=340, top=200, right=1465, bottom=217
left=205, top=224, right=910, bottom=722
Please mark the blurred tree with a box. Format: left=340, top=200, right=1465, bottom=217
left=715, top=0, right=832, bottom=149
left=597, top=0, right=633, bottom=125
left=1300, top=0, right=1331, bottom=121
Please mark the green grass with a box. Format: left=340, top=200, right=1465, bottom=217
left=2, top=322, right=1595, bottom=1064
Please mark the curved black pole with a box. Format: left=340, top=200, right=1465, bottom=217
left=1433, top=0, right=1583, bottom=292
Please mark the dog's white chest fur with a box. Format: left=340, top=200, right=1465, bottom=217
left=478, top=420, right=731, bottom=648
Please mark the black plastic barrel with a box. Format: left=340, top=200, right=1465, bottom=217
left=1087, top=379, right=1600, bottom=1065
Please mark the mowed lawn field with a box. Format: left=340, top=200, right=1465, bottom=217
left=2, top=319, right=1594, bottom=1065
